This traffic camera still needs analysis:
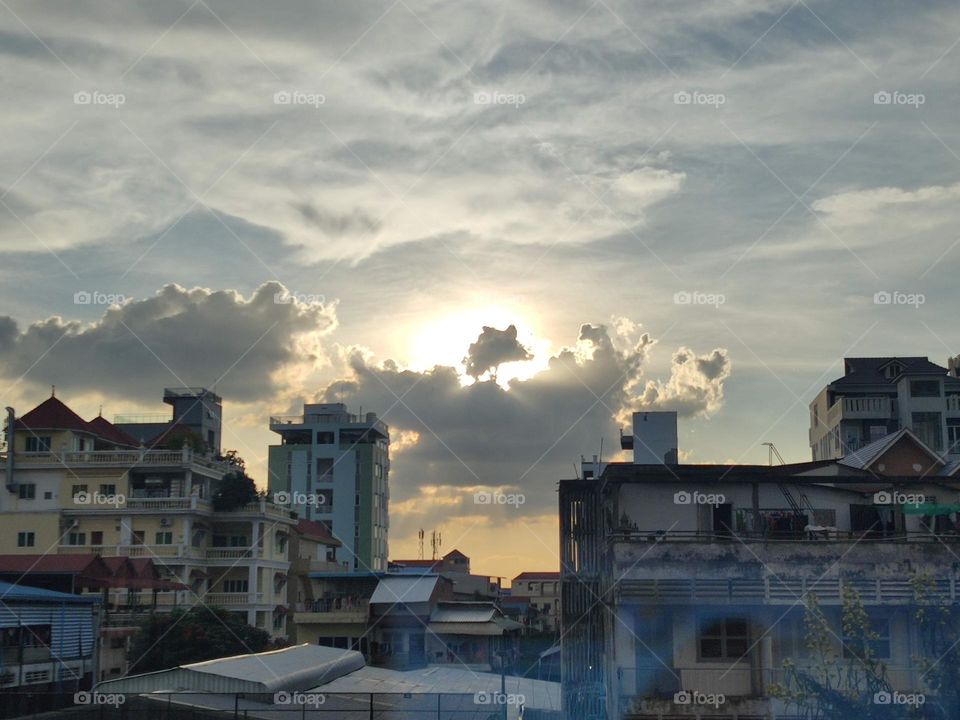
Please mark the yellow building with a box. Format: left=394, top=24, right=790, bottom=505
left=1, top=392, right=296, bottom=639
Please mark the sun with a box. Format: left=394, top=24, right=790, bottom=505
left=406, top=304, right=550, bottom=386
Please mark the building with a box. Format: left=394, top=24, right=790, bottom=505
left=0, top=580, right=99, bottom=694
left=390, top=549, right=502, bottom=600
left=560, top=429, right=960, bottom=719
left=268, top=403, right=390, bottom=572
left=809, top=355, right=960, bottom=460
left=1, top=390, right=296, bottom=642
left=94, top=643, right=561, bottom=720
left=510, top=571, right=561, bottom=633
left=115, top=387, right=223, bottom=455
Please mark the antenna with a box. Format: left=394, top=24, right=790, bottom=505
left=762, top=442, right=785, bottom=466
left=418, top=529, right=425, bottom=560
left=599, top=437, right=604, bottom=464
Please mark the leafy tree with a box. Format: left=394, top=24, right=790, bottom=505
left=128, top=606, right=271, bottom=673
left=152, top=426, right=208, bottom=453
left=211, top=468, right=259, bottom=511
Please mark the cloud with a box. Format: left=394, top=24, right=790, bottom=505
left=463, top=324, right=533, bottom=380
left=0, top=282, right=334, bottom=403
left=319, top=323, right=730, bottom=536
left=812, top=183, right=960, bottom=227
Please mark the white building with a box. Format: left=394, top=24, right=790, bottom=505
left=268, top=404, right=390, bottom=572
left=809, top=356, right=960, bottom=460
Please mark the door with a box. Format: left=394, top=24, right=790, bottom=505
left=713, top=503, right=733, bottom=537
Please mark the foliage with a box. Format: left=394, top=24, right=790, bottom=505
left=152, top=426, right=208, bottom=453
left=128, top=606, right=271, bottom=674
left=211, top=468, right=259, bottom=512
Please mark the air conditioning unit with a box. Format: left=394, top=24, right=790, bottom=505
left=159, top=518, right=171, bottom=527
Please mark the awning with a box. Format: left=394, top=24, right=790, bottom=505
left=904, top=504, right=960, bottom=516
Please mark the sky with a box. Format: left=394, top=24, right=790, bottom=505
left=1, top=0, right=959, bottom=581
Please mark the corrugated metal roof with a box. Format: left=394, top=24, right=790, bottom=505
left=0, top=580, right=98, bottom=603
left=370, top=575, right=438, bottom=604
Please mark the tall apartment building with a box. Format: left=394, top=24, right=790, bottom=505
left=560, top=428, right=960, bottom=719
left=268, top=403, right=390, bottom=572
left=1, top=389, right=295, bottom=641
left=809, top=356, right=960, bottom=460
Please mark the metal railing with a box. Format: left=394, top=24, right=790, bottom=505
left=203, top=592, right=264, bottom=606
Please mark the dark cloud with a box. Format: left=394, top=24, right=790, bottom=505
left=292, top=202, right=382, bottom=238
left=319, top=324, right=730, bottom=534
left=463, top=325, right=533, bottom=380
left=0, top=282, right=334, bottom=403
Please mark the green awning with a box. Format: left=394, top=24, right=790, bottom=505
left=903, top=504, right=960, bottom=516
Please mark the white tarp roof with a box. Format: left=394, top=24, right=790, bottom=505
left=370, top=575, right=439, bottom=604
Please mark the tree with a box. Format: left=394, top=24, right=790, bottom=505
left=128, top=606, right=271, bottom=674
left=211, top=468, right=259, bottom=511
left=152, top=426, right=208, bottom=453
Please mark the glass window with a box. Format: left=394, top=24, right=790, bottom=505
left=911, top=380, right=940, bottom=398
left=155, top=532, right=173, bottom=545
left=67, top=532, right=86, bottom=546
left=91, top=531, right=103, bottom=545
left=100, top=484, right=116, bottom=496
left=699, top=617, right=749, bottom=660
left=18, top=484, right=35, bottom=500
left=25, top=436, right=51, bottom=452
left=316, top=458, right=334, bottom=481
left=17, top=532, right=35, bottom=547
left=912, top=412, right=943, bottom=451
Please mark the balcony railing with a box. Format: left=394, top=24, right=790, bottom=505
left=125, top=497, right=211, bottom=511
left=827, top=396, right=892, bottom=425
left=270, top=414, right=388, bottom=435
left=204, top=592, right=264, bottom=606
left=947, top=395, right=960, bottom=413
left=205, top=547, right=264, bottom=560
left=1, top=448, right=230, bottom=472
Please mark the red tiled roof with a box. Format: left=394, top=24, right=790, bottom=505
left=88, top=415, right=140, bottom=447
left=15, top=396, right=94, bottom=434
left=512, top=571, right=561, bottom=581
left=295, top=520, right=342, bottom=547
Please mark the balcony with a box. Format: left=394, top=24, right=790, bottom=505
left=125, top=496, right=211, bottom=512
left=205, top=547, right=264, bottom=560
left=270, top=413, right=388, bottom=436
left=1, top=448, right=230, bottom=472
left=204, top=592, right=264, bottom=606
left=292, top=598, right=369, bottom=624
left=827, top=396, right=892, bottom=425
left=947, top=395, right=960, bottom=415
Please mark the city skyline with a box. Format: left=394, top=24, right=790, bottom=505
left=2, top=0, right=960, bottom=581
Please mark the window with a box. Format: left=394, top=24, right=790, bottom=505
left=43, top=491, right=53, bottom=500
left=155, top=532, right=173, bottom=545
left=109, top=637, right=126, bottom=649
left=18, top=484, right=36, bottom=500
left=99, top=484, right=116, bottom=496
left=25, top=436, right=51, bottom=452
left=316, top=432, right=334, bottom=444
left=223, top=579, right=248, bottom=593
left=911, top=380, right=941, bottom=398
left=698, top=617, right=749, bottom=660
left=72, top=484, right=88, bottom=498
left=316, top=458, right=334, bottom=481
left=67, top=532, right=86, bottom=546
left=949, top=422, right=960, bottom=453
left=912, top=412, right=944, bottom=451
left=90, top=531, right=103, bottom=546
left=843, top=617, right=890, bottom=659
left=779, top=615, right=811, bottom=658
left=132, top=530, right=144, bottom=546
left=17, top=532, right=35, bottom=547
